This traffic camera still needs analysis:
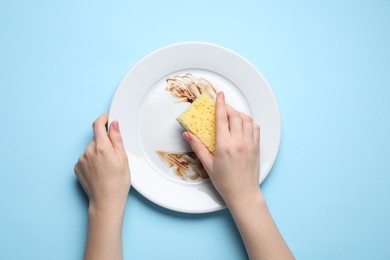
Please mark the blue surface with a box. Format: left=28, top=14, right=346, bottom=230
left=1, top=1, right=389, bottom=259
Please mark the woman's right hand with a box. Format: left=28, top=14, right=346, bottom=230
left=183, top=92, right=261, bottom=207
left=184, top=92, right=294, bottom=260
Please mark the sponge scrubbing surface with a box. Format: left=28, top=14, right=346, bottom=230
left=177, top=93, right=216, bottom=154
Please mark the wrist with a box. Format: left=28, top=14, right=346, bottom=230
left=87, top=205, right=125, bottom=235
left=227, top=188, right=266, bottom=214
left=88, top=200, right=126, bottom=221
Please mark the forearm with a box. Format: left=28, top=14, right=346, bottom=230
left=84, top=206, right=125, bottom=260
left=228, top=190, right=294, bottom=260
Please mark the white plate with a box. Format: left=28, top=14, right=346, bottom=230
left=109, top=42, right=281, bottom=213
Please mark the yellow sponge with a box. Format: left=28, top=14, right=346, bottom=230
left=177, top=93, right=216, bottom=153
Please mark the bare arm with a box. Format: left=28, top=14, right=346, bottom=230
left=184, top=92, right=294, bottom=260
left=229, top=191, right=293, bottom=260
left=74, top=114, right=130, bottom=260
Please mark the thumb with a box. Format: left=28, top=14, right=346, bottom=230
left=108, top=120, right=126, bottom=157
left=183, top=132, right=213, bottom=171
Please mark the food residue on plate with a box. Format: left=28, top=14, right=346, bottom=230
left=156, top=73, right=217, bottom=181
left=156, top=151, right=209, bottom=180
left=165, top=73, right=218, bottom=103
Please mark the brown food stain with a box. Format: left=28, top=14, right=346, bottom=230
left=156, top=150, right=209, bottom=181
left=157, top=73, right=216, bottom=181
left=165, top=73, right=218, bottom=103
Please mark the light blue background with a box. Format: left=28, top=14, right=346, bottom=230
left=1, top=0, right=389, bottom=259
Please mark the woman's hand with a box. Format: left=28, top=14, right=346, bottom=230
left=74, top=114, right=130, bottom=260
left=75, top=114, right=130, bottom=214
left=183, top=92, right=260, bottom=207
left=184, top=92, right=294, bottom=260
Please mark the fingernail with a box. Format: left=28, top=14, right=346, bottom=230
left=219, top=92, right=225, bottom=101
left=112, top=120, right=120, bottom=132
left=183, top=132, right=191, bottom=142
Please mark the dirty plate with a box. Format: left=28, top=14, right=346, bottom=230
left=109, top=42, right=281, bottom=213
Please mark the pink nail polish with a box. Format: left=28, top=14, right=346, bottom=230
left=183, top=132, right=191, bottom=142
left=112, top=120, right=120, bottom=132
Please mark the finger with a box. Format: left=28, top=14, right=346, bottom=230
left=226, top=105, right=243, bottom=137
left=108, top=120, right=127, bottom=158
left=93, top=114, right=110, bottom=145
left=74, top=165, right=90, bottom=197
left=183, top=132, right=213, bottom=171
left=241, top=113, right=254, bottom=141
left=226, top=104, right=235, bottom=111
left=74, top=162, right=80, bottom=176
left=74, top=158, right=86, bottom=186
left=84, top=139, right=95, bottom=158
left=215, top=92, right=229, bottom=145
left=253, top=123, right=260, bottom=149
